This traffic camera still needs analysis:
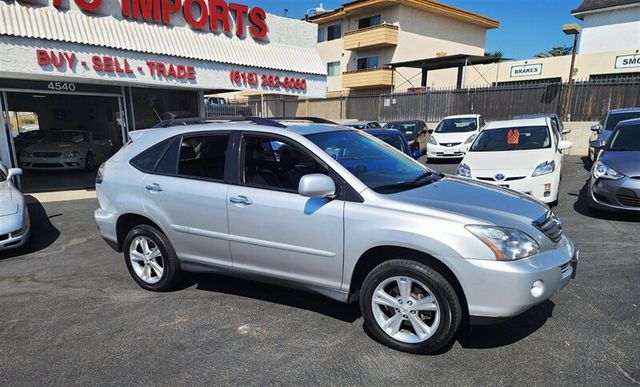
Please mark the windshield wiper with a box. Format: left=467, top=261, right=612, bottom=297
left=372, top=171, right=440, bottom=193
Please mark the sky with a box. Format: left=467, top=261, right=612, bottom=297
left=240, top=0, right=584, bottom=60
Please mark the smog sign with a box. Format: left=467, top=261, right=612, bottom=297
left=510, top=63, right=543, bottom=77
left=615, top=54, right=640, bottom=69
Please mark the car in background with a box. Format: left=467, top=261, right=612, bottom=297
left=13, top=129, right=50, bottom=156
left=204, top=96, right=252, bottom=116
left=588, top=118, right=640, bottom=213
left=0, top=165, right=30, bottom=251
left=346, top=121, right=382, bottom=130
left=457, top=117, right=573, bottom=204
left=383, top=120, right=428, bottom=153
left=426, top=114, right=485, bottom=160
left=589, top=108, right=640, bottom=161
left=365, top=128, right=422, bottom=159
left=513, top=113, right=570, bottom=138
left=20, top=130, right=112, bottom=171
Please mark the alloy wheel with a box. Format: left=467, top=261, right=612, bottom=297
left=129, top=236, right=164, bottom=284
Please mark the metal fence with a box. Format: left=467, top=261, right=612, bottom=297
left=255, top=79, right=639, bottom=123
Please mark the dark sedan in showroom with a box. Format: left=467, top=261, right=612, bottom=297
left=588, top=118, right=640, bottom=213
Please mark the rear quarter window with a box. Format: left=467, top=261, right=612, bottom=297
left=130, top=139, right=171, bottom=172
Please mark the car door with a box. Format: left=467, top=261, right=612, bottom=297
left=141, top=133, right=233, bottom=270
left=226, top=133, right=344, bottom=290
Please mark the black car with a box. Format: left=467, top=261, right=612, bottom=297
left=383, top=120, right=428, bottom=151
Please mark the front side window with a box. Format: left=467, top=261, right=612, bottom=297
left=470, top=126, right=551, bottom=152
left=327, top=24, right=342, bottom=40
left=177, top=134, right=229, bottom=180
left=357, top=56, right=379, bottom=70
left=242, top=135, right=328, bottom=192
left=306, top=130, right=439, bottom=193
left=435, top=118, right=478, bottom=133
left=327, top=61, right=341, bottom=77
left=359, top=15, right=381, bottom=29
left=605, top=112, right=640, bottom=131
left=608, top=125, right=640, bottom=151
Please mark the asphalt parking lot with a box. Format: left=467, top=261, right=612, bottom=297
left=1, top=156, right=638, bottom=386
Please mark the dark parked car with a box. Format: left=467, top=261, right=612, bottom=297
left=589, top=108, right=640, bottom=161
left=588, top=118, right=640, bottom=213
left=366, top=128, right=422, bottom=159
left=383, top=120, right=427, bottom=147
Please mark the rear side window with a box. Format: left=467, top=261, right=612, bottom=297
left=154, top=138, right=180, bottom=175
left=177, top=134, right=229, bottom=180
left=130, top=139, right=170, bottom=172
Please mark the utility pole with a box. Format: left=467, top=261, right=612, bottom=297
left=561, top=23, right=581, bottom=122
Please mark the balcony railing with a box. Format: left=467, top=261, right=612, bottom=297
left=343, top=24, right=399, bottom=51
left=342, top=67, right=394, bottom=89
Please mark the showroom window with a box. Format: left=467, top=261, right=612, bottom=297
left=327, top=62, right=341, bottom=77
left=327, top=24, right=342, bottom=41
left=130, top=88, right=199, bottom=130
left=358, top=15, right=381, bottom=29
left=357, top=56, right=379, bottom=70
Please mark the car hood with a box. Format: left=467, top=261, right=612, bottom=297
left=25, top=142, right=84, bottom=152
left=387, top=176, right=548, bottom=228
left=432, top=132, right=476, bottom=143
left=0, top=183, right=18, bottom=217
left=463, top=149, right=551, bottom=172
left=600, top=151, right=640, bottom=176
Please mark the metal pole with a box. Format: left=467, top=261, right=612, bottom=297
left=562, top=33, right=579, bottom=121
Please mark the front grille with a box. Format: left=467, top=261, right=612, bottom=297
left=32, top=163, right=65, bottom=168
left=616, top=188, right=640, bottom=207
left=534, top=211, right=563, bottom=243
left=560, top=261, right=571, bottom=274
left=440, top=142, right=462, bottom=147
left=477, top=176, right=526, bottom=182
left=0, top=233, right=8, bottom=242
left=32, top=152, right=62, bottom=158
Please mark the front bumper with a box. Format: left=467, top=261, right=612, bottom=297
left=448, top=235, right=578, bottom=320
left=470, top=173, right=559, bottom=203
left=0, top=212, right=30, bottom=251
left=20, top=156, right=85, bottom=170
left=588, top=176, right=640, bottom=212
left=426, top=143, right=466, bottom=159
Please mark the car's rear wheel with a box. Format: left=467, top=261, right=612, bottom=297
left=123, top=225, right=182, bottom=291
left=360, top=259, right=461, bottom=354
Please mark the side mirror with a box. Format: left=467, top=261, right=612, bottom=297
left=558, top=141, right=573, bottom=151
left=412, top=149, right=422, bottom=159
left=562, top=128, right=571, bottom=135
left=591, top=124, right=602, bottom=132
left=298, top=174, right=336, bottom=198
left=590, top=140, right=606, bottom=149
left=7, top=168, right=23, bottom=181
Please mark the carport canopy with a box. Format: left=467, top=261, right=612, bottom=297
left=387, top=54, right=504, bottom=89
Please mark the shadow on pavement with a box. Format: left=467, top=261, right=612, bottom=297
left=0, top=196, right=61, bottom=260
left=191, top=273, right=362, bottom=323
left=579, top=156, right=593, bottom=172
left=457, top=300, right=555, bottom=349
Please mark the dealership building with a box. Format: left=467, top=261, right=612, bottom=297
left=0, top=0, right=325, bottom=192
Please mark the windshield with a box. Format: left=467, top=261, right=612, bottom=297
left=372, top=133, right=409, bottom=154
left=42, top=131, right=89, bottom=143
left=605, top=112, right=640, bottom=131
left=608, top=125, right=640, bottom=151
left=306, top=130, right=439, bottom=193
left=435, top=118, right=477, bottom=133
left=470, top=126, right=551, bottom=152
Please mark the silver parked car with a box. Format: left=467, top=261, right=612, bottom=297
left=20, top=130, right=112, bottom=171
left=95, top=118, right=578, bottom=354
left=0, top=165, right=30, bottom=250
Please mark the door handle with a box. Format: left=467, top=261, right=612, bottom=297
left=145, top=183, right=163, bottom=193
left=229, top=195, right=253, bottom=205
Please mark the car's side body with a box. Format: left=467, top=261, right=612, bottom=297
left=95, top=121, right=576, bottom=325
left=20, top=130, right=112, bottom=171
left=589, top=108, right=640, bottom=161
left=0, top=165, right=30, bottom=251
left=426, top=114, right=485, bottom=159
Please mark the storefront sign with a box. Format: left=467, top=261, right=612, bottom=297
left=510, top=63, right=543, bottom=77
left=36, top=49, right=197, bottom=81
left=45, top=0, right=268, bottom=40
left=229, top=70, right=307, bottom=91
left=615, top=54, right=640, bottom=69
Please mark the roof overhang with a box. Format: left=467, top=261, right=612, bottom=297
left=309, top=0, right=499, bottom=29
left=388, top=54, right=505, bottom=70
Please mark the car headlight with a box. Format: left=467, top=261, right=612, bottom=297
left=466, top=225, right=540, bottom=261
left=464, top=134, right=477, bottom=145
left=532, top=160, right=556, bottom=177
left=593, top=160, right=624, bottom=180
left=428, top=136, right=438, bottom=145
left=21, top=150, right=32, bottom=158
left=63, top=150, right=81, bottom=158
left=457, top=163, right=471, bottom=177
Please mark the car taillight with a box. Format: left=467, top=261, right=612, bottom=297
left=96, top=163, right=105, bottom=184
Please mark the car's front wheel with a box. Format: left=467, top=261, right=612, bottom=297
left=360, top=259, right=461, bottom=354
left=123, top=225, right=182, bottom=291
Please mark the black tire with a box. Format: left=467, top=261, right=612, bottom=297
left=85, top=152, right=95, bottom=171
left=123, top=224, right=182, bottom=291
left=360, top=259, right=462, bottom=354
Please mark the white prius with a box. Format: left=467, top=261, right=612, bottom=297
left=456, top=117, right=573, bottom=204
left=426, top=114, right=485, bottom=160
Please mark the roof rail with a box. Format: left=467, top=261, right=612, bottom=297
left=152, top=116, right=287, bottom=129
left=270, top=117, right=339, bottom=125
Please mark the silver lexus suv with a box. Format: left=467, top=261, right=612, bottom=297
left=95, top=117, right=578, bottom=354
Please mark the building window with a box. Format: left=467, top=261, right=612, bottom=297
left=357, top=56, right=379, bottom=70
left=358, top=15, right=381, bottom=29
left=317, top=27, right=325, bottom=43
left=327, top=62, right=341, bottom=76
left=327, top=24, right=342, bottom=41
left=495, top=78, right=561, bottom=87
left=589, top=72, right=640, bottom=82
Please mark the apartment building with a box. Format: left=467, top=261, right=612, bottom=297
left=572, top=0, right=640, bottom=55
left=309, top=0, right=499, bottom=95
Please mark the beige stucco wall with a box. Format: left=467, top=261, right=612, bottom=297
left=578, top=5, right=640, bottom=55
